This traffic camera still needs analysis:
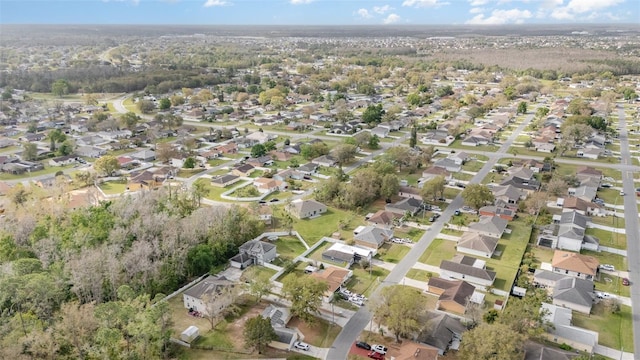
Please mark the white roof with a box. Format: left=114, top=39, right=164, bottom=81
left=327, top=242, right=375, bottom=257
left=182, top=326, right=199, bottom=336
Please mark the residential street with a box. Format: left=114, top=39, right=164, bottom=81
left=327, top=111, right=536, bottom=360
left=617, top=104, right=640, bottom=355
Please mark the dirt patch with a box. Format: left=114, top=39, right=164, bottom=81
left=287, top=317, right=323, bottom=344
left=226, top=301, right=268, bottom=350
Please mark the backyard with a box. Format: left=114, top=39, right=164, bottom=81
left=573, top=303, right=634, bottom=353
left=274, top=236, right=308, bottom=261
left=292, top=207, right=363, bottom=246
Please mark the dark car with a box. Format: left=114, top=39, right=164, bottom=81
left=356, top=341, right=371, bottom=350
left=622, top=278, right=630, bottom=286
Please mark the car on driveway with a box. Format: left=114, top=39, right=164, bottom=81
left=371, top=344, right=388, bottom=354
left=368, top=351, right=384, bottom=360
left=294, top=341, right=310, bottom=351
left=356, top=341, right=371, bottom=350
left=600, top=264, right=615, bottom=271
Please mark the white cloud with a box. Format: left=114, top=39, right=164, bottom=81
left=540, top=0, right=563, bottom=8
left=373, top=5, right=393, bottom=14
left=466, top=8, right=532, bottom=24
left=402, top=0, right=449, bottom=8
left=289, top=0, right=313, bottom=4
left=551, top=0, right=624, bottom=19
left=203, top=0, right=227, bottom=6
left=383, top=13, right=401, bottom=24
left=469, top=7, right=485, bottom=13
left=356, top=8, right=372, bottom=18
left=468, top=0, right=489, bottom=5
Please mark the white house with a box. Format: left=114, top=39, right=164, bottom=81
left=183, top=275, right=235, bottom=315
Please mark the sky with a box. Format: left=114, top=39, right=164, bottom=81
left=1, top=0, right=638, bottom=25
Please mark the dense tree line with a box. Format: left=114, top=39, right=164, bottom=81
left=0, top=190, right=264, bottom=358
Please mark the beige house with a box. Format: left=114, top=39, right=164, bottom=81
left=551, top=250, right=599, bottom=281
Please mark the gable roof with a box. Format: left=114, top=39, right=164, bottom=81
left=541, top=303, right=598, bottom=349
left=367, top=210, right=401, bottom=226
left=310, top=266, right=351, bottom=293
left=440, top=256, right=496, bottom=282
left=457, top=232, right=499, bottom=254
left=184, top=275, right=234, bottom=300
left=553, top=277, right=595, bottom=307
left=491, top=184, right=523, bottom=200
left=562, top=197, right=599, bottom=213
left=438, top=279, right=476, bottom=307
left=417, top=312, right=466, bottom=351
left=354, top=226, right=393, bottom=247
left=551, top=250, right=599, bottom=276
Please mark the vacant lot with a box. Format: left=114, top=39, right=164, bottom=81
left=376, top=243, right=410, bottom=264
left=419, top=238, right=456, bottom=266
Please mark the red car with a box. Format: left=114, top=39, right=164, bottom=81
left=368, top=351, right=384, bottom=360
left=622, top=278, right=630, bottom=286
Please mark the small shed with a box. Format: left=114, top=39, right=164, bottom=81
left=181, top=325, right=200, bottom=343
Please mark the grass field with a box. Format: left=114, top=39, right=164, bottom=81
left=0, top=164, right=75, bottom=180
left=406, top=268, right=433, bottom=282
left=419, top=238, right=456, bottom=266
left=461, top=160, right=484, bottom=172
left=589, top=215, right=626, bottom=229
left=585, top=227, right=627, bottom=250
left=375, top=243, right=410, bottom=264
left=98, top=180, right=128, bottom=194
left=345, top=266, right=390, bottom=298
left=573, top=303, right=634, bottom=352
left=597, top=188, right=622, bottom=204
left=292, top=207, right=363, bottom=246
left=274, top=236, right=308, bottom=261
left=450, top=139, right=499, bottom=152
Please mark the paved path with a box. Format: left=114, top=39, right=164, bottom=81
left=327, top=110, right=536, bottom=360
left=593, top=344, right=635, bottom=360
left=617, top=104, right=640, bottom=355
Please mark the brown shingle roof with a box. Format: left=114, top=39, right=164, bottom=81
left=551, top=250, right=599, bottom=276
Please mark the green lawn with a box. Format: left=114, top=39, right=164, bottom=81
left=177, top=168, right=206, bottom=178
left=582, top=250, right=628, bottom=274
left=585, top=227, right=627, bottom=250
left=191, top=320, right=234, bottom=350
left=98, top=180, right=128, bottom=194
left=419, top=238, right=456, bottom=266
left=197, top=178, right=251, bottom=202
left=450, top=139, right=499, bottom=152
left=375, top=243, right=410, bottom=264
left=273, top=236, right=307, bottom=261
left=406, top=268, right=433, bottom=282
left=572, top=303, right=634, bottom=352
left=461, top=160, right=484, bottom=172
left=345, top=266, right=390, bottom=298
left=597, top=188, right=621, bottom=205
left=443, top=187, right=462, bottom=199
left=292, top=207, right=361, bottom=246
left=306, top=241, right=340, bottom=265
left=0, top=164, right=76, bottom=180
left=589, top=215, right=626, bottom=229
left=240, top=266, right=276, bottom=281
left=394, top=227, right=425, bottom=243
left=594, top=273, right=631, bottom=297
left=507, top=146, right=548, bottom=158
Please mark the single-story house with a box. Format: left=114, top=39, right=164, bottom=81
left=211, top=174, right=241, bottom=188
left=287, top=199, right=327, bottom=219
left=312, top=155, right=337, bottom=167
left=440, top=255, right=496, bottom=287
left=253, top=177, right=287, bottom=194
left=552, top=277, right=595, bottom=314
left=540, top=303, right=598, bottom=353
left=456, top=232, right=499, bottom=258
left=353, top=226, right=393, bottom=249
left=551, top=250, right=599, bottom=281
left=468, top=216, right=508, bottom=238
left=366, top=210, right=401, bottom=228
left=426, top=278, right=478, bottom=315
left=321, top=242, right=374, bottom=266
left=415, top=312, right=466, bottom=355
left=310, top=266, right=353, bottom=302
left=385, top=197, right=423, bottom=216
left=48, top=155, right=78, bottom=167
left=232, top=163, right=255, bottom=177
left=478, top=205, right=515, bottom=221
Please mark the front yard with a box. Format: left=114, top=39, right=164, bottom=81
left=572, top=303, right=634, bottom=353
left=419, top=238, right=456, bottom=266
left=375, top=243, right=410, bottom=264
left=585, top=227, right=627, bottom=250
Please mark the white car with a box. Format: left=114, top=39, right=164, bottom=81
left=294, top=341, right=310, bottom=351
left=371, top=344, right=388, bottom=354
left=600, top=264, right=615, bottom=271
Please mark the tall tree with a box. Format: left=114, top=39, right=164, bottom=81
left=243, top=267, right=273, bottom=303
left=244, top=315, right=277, bottom=354
left=22, top=142, right=38, bottom=161
left=330, top=144, right=357, bottom=168
left=458, top=322, right=525, bottom=360
left=51, top=79, right=70, bottom=97
left=119, top=112, right=140, bottom=130
left=281, top=276, right=328, bottom=324
left=380, top=174, right=400, bottom=201
left=420, top=176, right=446, bottom=202
left=461, top=184, right=494, bottom=211
left=409, top=126, right=418, bottom=148
left=251, top=144, right=267, bottom=158
left=47, top=128, right=66, bottom=152
left=94, top=155, right=120, bottom=176
left=517, top=101, right=527, bottom=115
left=372, top=285, right=426, bottom=342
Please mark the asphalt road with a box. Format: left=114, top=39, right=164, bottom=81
left=327, top=112, right=535, bottom=359
left=616, top=105, right=640, bottom=355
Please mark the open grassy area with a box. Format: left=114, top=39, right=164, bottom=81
left=406, top=268, right=433, bottom=282
left=197, top=178, right=251, bottom=202
left=507, top=146, right=547, bottom=158
left=292, top=207, right=362, bottom=246
left=273, top=236, right=307, bottom=261
left=450, top=139, right=499, bottom=152
left=595, top=273, right=631, bottom=297
left=589, top=215, right=626, bottom=229
left=288, top=317, right=341, bottom=348
left=345, top=265, right=390, bottom=298
left=394, top=227, right=425, bottom=243
left=0, top=164, right=75, bottom=180
left=177, top=168, right=206, bottom=178
left=375, top=243, right=410, bottom=264
left=239, top=266, right=277, bottom=281
left=443, top=187, right=462, bottom=199
left=597, top=188, right=622, bottom=204
left=461, top=160, right=484, bottom=172
left=98, top=180, right=128, bottom=194
left=573, top=303, right=634, bottom=352
left=419, top=238, right=456, bottom=266
left=582, top=250, right=628, bottom=273
left=585, top=227, right=627, bottom=250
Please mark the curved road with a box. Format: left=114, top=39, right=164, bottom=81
left=327, top=111, right=536, bottom=360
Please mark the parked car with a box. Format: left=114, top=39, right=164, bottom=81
left=356, top=341, right=371, bottom=350
left=371, top=344, right=388, bottom=354
left=620, top=191, right=625, bottom=196
left=294, top=341, right=310, bottom=351
left=622, top=278, right=630, bottom=286
left=454, top=209, right=461, bottom=216
left=600, top=183, right=613, bottom=188
left=596, top=291, right=615, bottom=299
left=600, top=264, right=615, bottom=271
left=368, top=351, right=384, bottom=360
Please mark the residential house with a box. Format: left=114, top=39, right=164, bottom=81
left=48, top=155, right=77, bottom=167
left=468, top=216, right=508, bottom=238
left=478, top=205, right=515, bottom=221
left=490, top=184, right=525, bottom=206
left=288, top=199, right=327, bottom=219
left=540, top=303, right=598, bottom=353
left=392, top=342, right=439, bottom=360
left=128, top=170, right=163, bottom=191
left=211, top=174, right=241, bottom=188
left=312, top=155, right=336, bottom=167
left=461, top=134, right=490, bottom=147
left=415, top=312, right=466, bottom=355
left=253, top=177, right=287, bottom=194
left=353, top=225, right=393, bottom=249
left=229, top=239, right=277, bottom=268
left=246, top=156, right=274, bottom=168
left=273, top=168, right=304, bottom=182
left=371, top=126, right=390, bottom=138
left=456, top=232, right=499, bottom=258
left=261, top=304, right=291, bottom=328
left=421, top=166, right=452, bottom=184
left=577, top=148, right=602, bottom=160
left=76, top=145, right=106, bottom=158
left=551, top=250, right=599, bottom=281
left=321, top=242, right=374, bottom=267
left=533, top=269, right=568, bottom=289
left=232, top=164, right=255, bottom=177
left=385, top=197, right=423, bottom=216
left=433, top=158, right=461, bottom=173
left=426, top=278, right=478, bottom=315
left=214, top=142, right=238, bottom=154
left=420, top=130, right=455, bottom=146
left=182, top=275, right=235, bottom=315
left=552, top=277, right=595, bottom=314
left=310, top=266, right=353, bottom=302
left=366, top=210, right=401, bottom=228
left=270, top=150, right=292, bottom=162
left=297, top=162, right=318, bottom=175
left=448, top=152, right=469, bottom=165
left=562, top=197, right=606, bottom=217
left=131, top=149, right=156, bottom=162
left=576, top=166, right=602, bottom=182
left=537, top=211, right=598, bottom=252
left=440, top=255, right=496, bottom=287
left=35, top=174, right=71, bottom=189
left=523, top=342, right=579, bottom=360
left=246, top=131, right=274, bottom=144
left=500, top=174, right=541, bottom=194
left=535, top=143, right=556, bottom=153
